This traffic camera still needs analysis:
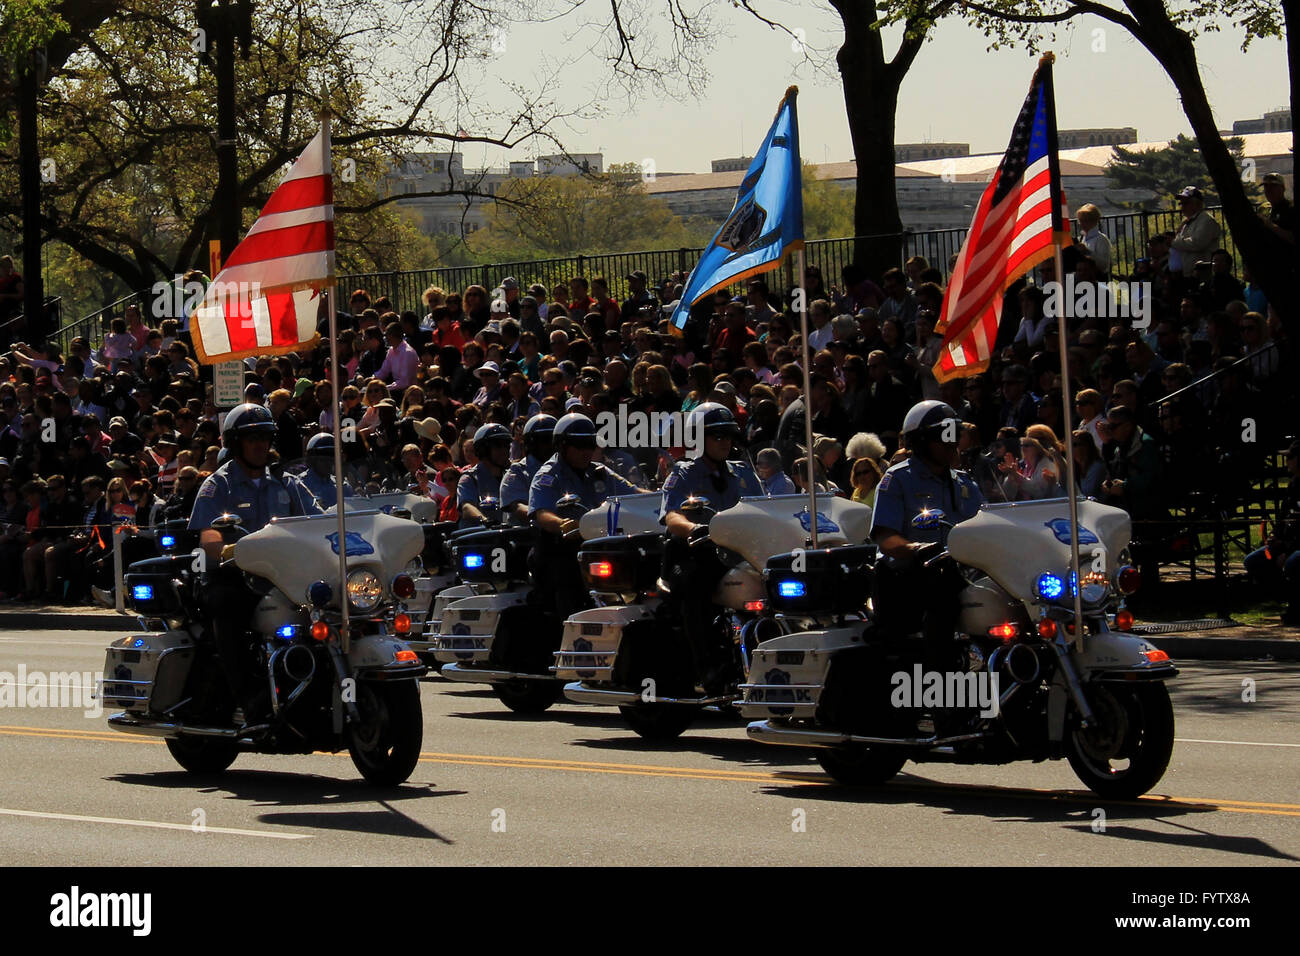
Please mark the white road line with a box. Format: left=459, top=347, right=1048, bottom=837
left=1177, top=737, right=1300, bottom=749
left=0, top=807, right=311, bottom=839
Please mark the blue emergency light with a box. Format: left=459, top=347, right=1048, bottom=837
left=463, top=553, right=485, bottom=569
left=777, top=580, right=805, bottom=598
left=132, top=584, right=154, bottom=602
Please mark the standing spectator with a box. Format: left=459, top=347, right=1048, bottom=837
left=1261, top=172, right=1296, bottom=244
left=377, top=321, right=418, bottom=392
left=1169, top=186, right=1221, bottom=277
left=1075, top=203, right=1112, bottom=278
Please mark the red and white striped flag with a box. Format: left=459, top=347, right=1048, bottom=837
left=191, top=124, right=335, bottom=364
left=932, top=57, right=1071, bottom=383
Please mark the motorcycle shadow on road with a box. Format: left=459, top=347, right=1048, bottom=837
left=756, top=776, right=1299, bottom=862
left=107, top=770, right=464, bottom=843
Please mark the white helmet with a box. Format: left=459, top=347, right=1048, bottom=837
left=902, top=400, right=960, bottom=445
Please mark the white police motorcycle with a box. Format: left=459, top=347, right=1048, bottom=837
left=556, top=493, right=874, bottom=739
left=430, top=492, right=664, bottom=712
left=740, top=497, right=1178, bottom=799
left=101, top=509, right=429, bottom=785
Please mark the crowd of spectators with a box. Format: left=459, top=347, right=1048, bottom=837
left=0, top=182, right=1295, bottom=617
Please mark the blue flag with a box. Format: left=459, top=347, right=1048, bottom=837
left=670, top=87, right=804, bottom=332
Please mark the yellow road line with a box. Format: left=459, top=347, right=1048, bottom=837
left=2, top=724, right=1297, bottom=817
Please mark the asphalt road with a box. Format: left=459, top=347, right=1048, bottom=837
left=0, top=628, right=1297, bottom=866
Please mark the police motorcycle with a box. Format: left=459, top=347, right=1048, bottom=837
left=741, top=499, right=1176, bottom=798
left=101, top=409, right=429, bottom=786
left=430, top=416, right=652, bottom=712
left=557, top=488, right=875, bottom=739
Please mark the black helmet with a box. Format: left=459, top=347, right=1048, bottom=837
left=472, top=422, right=512, bottom=457
left=222, top=403, right=276, bottom=447
left=692, top=401, right=742, bottom=440
left=522, top=413, right=557, bottom=457
left=306, top=432, right=334, bottom=456
left=902, top=400, right=960, bottom=446
left=553, top=412, right=598, bottom=450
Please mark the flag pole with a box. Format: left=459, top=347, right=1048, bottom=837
left=1053, top=243, right=1084, bottom=650
left=1041, top=51, right=1085, bottom=649
left=319, top=96, right=351, bottom=651
left=797, top=246, right=818, bottom=547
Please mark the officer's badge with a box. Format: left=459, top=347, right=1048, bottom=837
left=594, top=481, right=605, bottom=493
left=278, top=489, right=290, bottom=505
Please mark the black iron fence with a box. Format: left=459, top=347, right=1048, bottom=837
left=45, top=205, right=1236, bottom=353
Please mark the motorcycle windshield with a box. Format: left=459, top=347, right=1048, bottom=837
left=234, top=512, right=426, bottom=607
left=709, top=494, right=873, bottom=572
left=580, top=493, right=663, bottom=539
left=946, top=498, right=1131, bottom=605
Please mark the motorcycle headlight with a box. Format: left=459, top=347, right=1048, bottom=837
left=346, top=569, right=383, bottom=612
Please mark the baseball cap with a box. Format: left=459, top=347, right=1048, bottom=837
left=475, top=361, right=501, bottom=379
left=1263, top=172, right=1284, bottom=185
left=564, top=396, right=583, bottom=410
left=109, top=416, right=128, bottom=429
left=1176, top=185, right=1203, bottom=200
left=500, top=277, right=519, bottom=290
left=625, top=270, right=648, bottom=282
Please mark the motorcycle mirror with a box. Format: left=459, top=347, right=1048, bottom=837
left=211, top=512, right=244, bottom=530
left=911, top=509, right=946, bottom=530
left=679, top=495, right=715, bottom=520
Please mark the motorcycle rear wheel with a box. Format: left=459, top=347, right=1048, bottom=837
left=493, top=678, right=564, bottom=713
left=1066, top=682, right=1174, bottom=799
left=815, top=744, right=906, bottom=786
left=165, top=736, right=239, bottom=775
left=348, top=680, right=423, bottom=786
left=618, top=703, right=700, bottom=740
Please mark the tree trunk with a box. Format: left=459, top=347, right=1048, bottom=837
left=834, top=0, right=906, bottom=280
left=1128, top=3, right=1297, bottom=336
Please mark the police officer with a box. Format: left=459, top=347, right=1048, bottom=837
left=528, top=413, right=650, bottom=618
left=527, top=413, right=649, bottom=535
left=870, top=400, right=983, bottom=692
left=662, top=403, right=762, bottom=538
left=500, top=413, right=555, bottom=523
left=661, top=403, right=762, bottom=693
left=299, top=432, right=354, bottom=509
left=458, top=423, right=513, bottom=527
left=189, top=403, right=321, bottom=725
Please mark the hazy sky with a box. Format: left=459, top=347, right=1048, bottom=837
left=466, top=5, right=1288, bottom=172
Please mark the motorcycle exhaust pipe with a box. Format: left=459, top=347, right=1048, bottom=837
left=280, top=644, right=317, bottom=684
left=1002, top=643, right=1041, bottom=685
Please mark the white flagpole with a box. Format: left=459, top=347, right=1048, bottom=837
left=797, top=246, right=818, bottom=548
left=1052, top=242, right=1084, bottom=649
left=319, top=105, right=350, bottom=651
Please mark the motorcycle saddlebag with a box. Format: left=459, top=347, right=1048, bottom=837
left=452, top=526, right=534, bottom=584
left=578, top=532, right=666, bottom=593
left=763, top=544, right=876, bottom=615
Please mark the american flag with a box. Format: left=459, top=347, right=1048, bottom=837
left=191, top=124, right=335, bottom=364
left=932, top=57, right=1071, bottom=383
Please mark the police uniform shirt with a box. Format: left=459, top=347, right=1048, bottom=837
left=661, top=456, right=763, bottom=518
left=528, top=453, right=637, bottom=517
left=457, top=460, right=506, bottom=525
left=499, top=454, right=544, bottom=508
left=188, top=458, right=322, bottom=533
left=300, top=468, right=354, bottom=509
left=869, top=457, right=982, bottom=545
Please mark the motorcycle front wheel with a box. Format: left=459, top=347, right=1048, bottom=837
left=1066, top=681, right=1174, bottom=799
left=493, top=678, right=564, bottom=714
left=348, top=680, right=423, bottom=786
left=815, top=744, right=906, bottom=786
left=165, top=736, right=239, bottom=775
left=618, top=703, right=700, bottom=740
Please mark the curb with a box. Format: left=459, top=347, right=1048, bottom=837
left=1146, top=634, right=1300, bottom=662
left=0, top=612, right=136, bottom=632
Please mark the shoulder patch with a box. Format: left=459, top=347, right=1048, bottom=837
left=535, top=473, right=555, bottom=488
left=663, top=472, right=679, bottom=491
left=877, top=472, right=892, bottom=492
left=198, top=481, right=217, bottom=498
